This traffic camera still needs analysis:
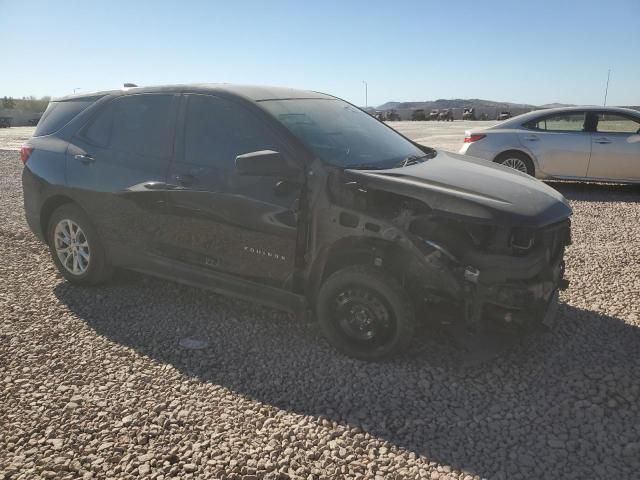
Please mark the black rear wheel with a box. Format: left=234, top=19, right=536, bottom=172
left=316, top=265, right=415, bottom=360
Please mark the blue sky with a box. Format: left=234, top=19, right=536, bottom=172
left=1, top=0, right=639, bottom=106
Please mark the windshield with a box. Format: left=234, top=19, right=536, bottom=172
left=260, top=98, right=430, bottom=169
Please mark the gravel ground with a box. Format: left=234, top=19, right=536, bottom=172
left=1, top=127, right=640, bottom=480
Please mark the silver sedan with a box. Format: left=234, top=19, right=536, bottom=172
left=459, top=106, right=640, bottom=182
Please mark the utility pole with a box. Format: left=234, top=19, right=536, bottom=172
left=362, top=81, right=368, bottom=108
left=603, top=70, right=611, bottom=106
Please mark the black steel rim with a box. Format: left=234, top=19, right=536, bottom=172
left=331, top=286, right=396, bottom=349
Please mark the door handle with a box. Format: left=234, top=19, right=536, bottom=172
left=594, top=137, right=612, bottom=144
left=175, top=173, right=195, bottom=186
left=524, top=135, right=539, bottom=141
left=143, top=182, right=181, bottom=190
left=74, top=153, right=95, bottom=164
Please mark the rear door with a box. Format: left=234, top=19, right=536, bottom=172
left=519, top=111, right=592, bottom=177
left=587, top=111, right=640, bottom=181
left=66, top=93, right=179, bottom=264
left=161, top=94, right=302, bottom=288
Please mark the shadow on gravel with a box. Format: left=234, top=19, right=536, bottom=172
left=53, top=272, right=640, bottom=478
left=547, top=181, right=640, bottom=203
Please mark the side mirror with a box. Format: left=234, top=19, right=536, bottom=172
left=235, top=150, right=298, bottom=178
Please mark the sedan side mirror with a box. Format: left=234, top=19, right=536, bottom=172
left=235, top=150, right=298, bottom=178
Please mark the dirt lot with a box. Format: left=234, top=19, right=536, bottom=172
left=1, top=125, right=639, bottom=480
left=388, top=120, right=495, bottom=152
left=0, top=127, right=33, bottom=152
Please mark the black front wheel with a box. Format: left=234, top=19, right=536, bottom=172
left=316, top=265, right=415, bottom=360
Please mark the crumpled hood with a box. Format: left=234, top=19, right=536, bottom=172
left=345, top=150, right=572, bottom=228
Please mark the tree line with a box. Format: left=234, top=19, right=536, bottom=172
left=2, top=96, right=51, bottom=112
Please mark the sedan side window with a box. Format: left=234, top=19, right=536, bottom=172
left=183, top=95, right=281, bottom=170
left=531, top=112, right=586, bottom=132
left=596, top=113, right=640, bottom=134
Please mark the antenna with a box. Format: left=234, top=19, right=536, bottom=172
left=362, top=80, right=368, bottom=108
left=603, top=70, right=611, bottom=106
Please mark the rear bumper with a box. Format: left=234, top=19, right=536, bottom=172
left=458, top=142, right=494, bottom=161
left=22, top=168, right=45, bottom=241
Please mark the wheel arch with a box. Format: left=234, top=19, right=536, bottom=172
left=306, top=236, right=413, bottom=303
left=40, top=195, right=79, bottom=240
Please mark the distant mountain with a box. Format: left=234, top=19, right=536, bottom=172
left=374, top=98, right=536, bottom=111
left=376, top=101, right=402, bottom=110
left=538, top=103, right=575, bottom=108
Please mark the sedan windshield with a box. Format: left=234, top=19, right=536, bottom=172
left=260, top=98, right=432, bottom=169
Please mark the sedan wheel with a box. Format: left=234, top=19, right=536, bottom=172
left=54, top=219, right=91, bottom=275
left=501, top=157, right=529, bottom=173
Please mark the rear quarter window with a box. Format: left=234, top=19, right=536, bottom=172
left=525, top=112, right=585, bottom=132
left=34, top=99, right=96, bottom=136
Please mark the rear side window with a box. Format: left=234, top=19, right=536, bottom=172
left=83, top=94, right=174, bottom=157
left=34, top=99, right=94, bottom=136
left=529, top=112, right=585, bottom=132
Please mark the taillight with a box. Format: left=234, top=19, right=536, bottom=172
left=20, top=145, right=34, bottom=164
left=463, top=134, right=486, bottom=143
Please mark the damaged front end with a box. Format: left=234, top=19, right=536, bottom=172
left=316, top=156, right=573, bottom=334
left=411, top=215, right=571, bottom=332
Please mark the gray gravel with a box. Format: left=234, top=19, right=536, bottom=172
left=1, top=142, right=640, bottom=480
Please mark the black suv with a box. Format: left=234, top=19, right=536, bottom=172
left=22, top=85, right=572, bottom=359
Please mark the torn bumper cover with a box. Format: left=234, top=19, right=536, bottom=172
left=419, top=219, right=571, bottom=331
left=462, top=258, right=565, bottom=331
left=464, top=221, right=570, bottom=331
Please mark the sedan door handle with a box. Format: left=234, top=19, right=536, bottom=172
left=143, top=182, right=181, bottom=190
left=74, top=153, right=95, bottom=164
left=594, top=137, right=612, bottom=144
left=523, top=135, right=539, bottom=141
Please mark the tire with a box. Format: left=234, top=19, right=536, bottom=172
left=316, top=265, right=415, bottom=360
left=47, top=203, right=113, bottom=285
left=495, top=151, right=535, bottom=176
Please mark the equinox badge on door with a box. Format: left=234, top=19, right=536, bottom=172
left=244, top=246, right=287, bottom=261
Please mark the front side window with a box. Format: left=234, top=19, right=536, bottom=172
left=595, top=113, right=640, bottom=134
left=260, top=98, right=428, bottom=169
left=531, top=112, right=585, bottom=132
left=83, top=94, right=174, bottom=157
left=183, top=95, right=281, bottom=170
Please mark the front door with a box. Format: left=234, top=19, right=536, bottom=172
left=519, top=111, right=592, bottom=177
left=162, top=94, right=302, bottom=288
left=587, top=111, right=640, bottom=181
